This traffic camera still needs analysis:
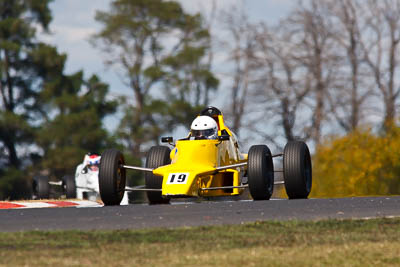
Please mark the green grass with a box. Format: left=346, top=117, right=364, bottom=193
left=1, top=218, right=400, bottom=266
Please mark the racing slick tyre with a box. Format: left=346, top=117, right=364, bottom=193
left=33, top=175, right=50, bottom=199
left=99, top=149, right=126, bottom=205
left=145, top=146, right=171, bottom=204
left=283, top=141, right=312, bottom=199
left=247, top=145, right=274, bottom=200
left=62, top=175, right=76, bottom=199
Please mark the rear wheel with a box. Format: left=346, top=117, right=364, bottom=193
left=247, top=145, right=274, bottom=200
left=99, top=149, right=126, bottom=205
left=283, top=141, right=312, bottom=199
left=33, top=175, right=50, bottom=199
left=145, top=146, right=171, bottom=204
left=62, top=175, right=76, bottom=199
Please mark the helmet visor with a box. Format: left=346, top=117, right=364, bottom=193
left=88, top=163, right=99, bottom=171
left=191, top=129, right=215, bottom=138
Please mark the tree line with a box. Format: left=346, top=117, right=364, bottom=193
left=0, top=0, right=217, bottom=199
left=221, top=0, right=400, bottom=197
left=221, top=0, right=400, bottom=148
left=1, top=0, right=400, bottom=199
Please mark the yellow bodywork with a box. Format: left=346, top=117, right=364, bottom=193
left=152, top=115, right=246, bottom=198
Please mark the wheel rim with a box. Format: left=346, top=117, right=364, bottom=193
left=116, top=166, right=121, bottom=189
left=303, top=149, right=312, bottom=193
left=266, top=153, right=274, bottom=194
left=116, top=158, right=125, bottom=195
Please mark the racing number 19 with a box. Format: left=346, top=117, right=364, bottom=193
left=170, top=174, right=186, bottom=183
left=167, top=173, right=188, bottom=184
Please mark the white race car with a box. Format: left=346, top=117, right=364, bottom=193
left=75, top=153, right=129, bottom=204
left=33, top=153, right=129, bottom=204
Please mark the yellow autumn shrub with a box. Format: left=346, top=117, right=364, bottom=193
left=310, top=127, right=400, bottom=198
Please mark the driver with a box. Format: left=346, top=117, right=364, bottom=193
left=190, top=115, right=218, bottom=140
left=82, top=153, right=101, bottom=172
left=87, top=154, right=100, bottom=171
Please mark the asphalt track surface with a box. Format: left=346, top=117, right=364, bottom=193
left=1, top=196, right=400, bottom=232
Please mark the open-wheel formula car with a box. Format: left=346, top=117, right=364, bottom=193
left=32, top=153, right=128, bottom=204
left=32, top=154, right=96, bottom=200
left=32, top=153, right=101, bottom=200
left=74, top=153, right=128, bottom=204
left=32, top=174, right=76, bottom=200
left=98, top=107, right=312, bottom=205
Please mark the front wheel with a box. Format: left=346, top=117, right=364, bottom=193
left=62, top=175, right=76, bottom=199
left=145, top=146, right=171, bottom=204
left=247, top=145, right=274, bottom=200
left=283, top=141, right=312, bottom=199
left=99, top=149, right=126, bottom=205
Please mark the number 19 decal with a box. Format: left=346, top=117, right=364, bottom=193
left=167, top=173, right=189, bottom=184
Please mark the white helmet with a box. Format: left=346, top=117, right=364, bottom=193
left=190, top=116, right=218, bottom=140
left=84, top=153, right=101, bottom=172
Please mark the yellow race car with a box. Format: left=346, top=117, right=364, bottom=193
left=98, top=107, right=312, bottom=205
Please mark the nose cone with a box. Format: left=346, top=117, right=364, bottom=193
left=153, top=139, right=219, bottom=197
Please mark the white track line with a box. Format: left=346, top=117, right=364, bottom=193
left=0, top=200, right=103, bottom=209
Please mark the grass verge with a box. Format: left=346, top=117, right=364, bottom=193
left=1, top=218, right=399, bottom=266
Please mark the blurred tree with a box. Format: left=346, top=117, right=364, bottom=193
left=0, top=167, right=29, bottom=200
left=218, top=5, right=256, bottom=139
left=0, top=0, right=54, bottom=199
left=310, top=127, right=400, bottom=197
left=252, top=22, right=313, bottom=145
left=285, top=0, right=339, bottom=145
left=361, top=0, right=400, bottom=130
left=92, top=0, right=218, bottom=158
left=0, top=0, right=117, bottom=199
left=324, top=0, right=372, bottom=132
left=0, top=0, right=53, bottom=169
left=161, top=12, right=219, bottom=126
left=35, top=71, right=117, bottom=179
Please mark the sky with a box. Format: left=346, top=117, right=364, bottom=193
left=38, top=0, right=295, bottom=138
